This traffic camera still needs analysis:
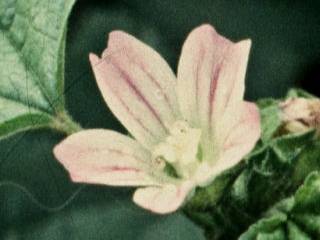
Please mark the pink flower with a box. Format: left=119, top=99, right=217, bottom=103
left=54, top=24, right=261, bottom=214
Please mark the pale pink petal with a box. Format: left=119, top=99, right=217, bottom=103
left=212, top=41, right=252, bottom=139
left=205, top=103, right=260, bottom=183
left=177, top=24, right=251, bottom=141
left=195, top=102, right=260, bottom=186
left=133, top=181, right=194, bottom=214
left=90, top=31, right=179, bottom=149
left=177, top=24, right=231, bottom=126
left=222, top=102, right=260, bottom=161
left=54, top=129, right=158, bottom=186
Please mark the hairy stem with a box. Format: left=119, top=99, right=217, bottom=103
left=50, top=111, right=82, bottom=135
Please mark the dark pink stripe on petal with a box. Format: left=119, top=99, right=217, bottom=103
left=138, top=62, right=176, bottom=116
left=97, top=63, right=159, bottom=139
left=115, top=90, right=159, bottom=139
left=208, top=62, right=222, bottom=130
left=74, top=145, right=147, bottom=166
left=108, top=32, right=177, bottom=117
left=112, top=61, right=169, bottom=133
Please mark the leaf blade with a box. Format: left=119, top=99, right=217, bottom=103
left=0, top=0, right=76, bottom=138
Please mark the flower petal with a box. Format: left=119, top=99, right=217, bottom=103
left=90, top=31, right=179, bottom=149
left=133, top=181, right=194, bottom=214
left=177, top=24, right=251, bottom=136
left=222, top=102, right=261, bottom=162
left=54, top=129, right=158, bottom=186
left=195, top=102, right=260, bottom=186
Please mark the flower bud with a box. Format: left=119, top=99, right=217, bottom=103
left=279, top=97, right=320, bottom=135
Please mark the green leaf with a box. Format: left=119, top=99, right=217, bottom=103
left=0, top=0, right=75, bottom=139
left=270, top=130, right=316, bottom=163
left=239, top=172, right=320, bottom=240
left=257, top=98, right=281, bottom=143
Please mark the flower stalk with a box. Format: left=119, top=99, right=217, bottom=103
left=51, top=111, right=82, bottom=135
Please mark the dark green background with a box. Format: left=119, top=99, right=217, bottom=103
left=1, top=0, right=319, bottom=239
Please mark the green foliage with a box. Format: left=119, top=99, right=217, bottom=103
left=256, top=98, right=281, bottom=143
left=286, top=88, right=317, bottom=99
left=240, top=172, right=320, bottom=240
left=0, top=0, right=76, bottom=139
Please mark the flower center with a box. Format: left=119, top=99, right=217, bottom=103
left=152, top=120, right=202, bottom=179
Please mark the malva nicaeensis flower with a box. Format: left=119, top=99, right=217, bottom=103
left=53, top=24, right=261, bottom=214
left=280, top=97, right=320, bottom=135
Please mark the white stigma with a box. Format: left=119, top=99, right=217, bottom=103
left=152, top=120, right=202, bottom=178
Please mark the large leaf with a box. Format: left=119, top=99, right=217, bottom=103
left=239, top=172, right=320, bottom=240
left=0, top=0, right=75, bottom=139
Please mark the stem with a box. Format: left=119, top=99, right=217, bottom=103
left=50, top=111, right=82, bottom=135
